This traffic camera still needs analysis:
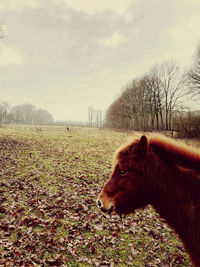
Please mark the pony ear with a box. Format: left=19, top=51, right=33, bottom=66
left=128, top=135, right=148, bottom=157
left=136, top=135, right=148, bottom=158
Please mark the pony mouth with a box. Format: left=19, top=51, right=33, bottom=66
left=108, top=208, right=126, bottom=220
left=101, top=205, right=114, bottom=214
left=100, top=205, right=125, bottom=220
left=100, top=205, right=115, bottom=215
left=108, top=205, right=114, bottom=215
left=119, top=212, right=126, bottom=220
left=101, top=206, right=126, bottom=221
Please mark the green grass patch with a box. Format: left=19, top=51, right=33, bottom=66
left=0, top=125, right=196, bottom=266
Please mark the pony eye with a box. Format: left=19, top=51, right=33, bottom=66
left=119, top=170, right=128, bottom=176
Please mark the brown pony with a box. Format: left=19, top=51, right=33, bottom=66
left=97, top=134, right=200, bottom=266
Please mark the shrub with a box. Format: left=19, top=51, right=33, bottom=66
left=173, top=111, right=200, bottom=138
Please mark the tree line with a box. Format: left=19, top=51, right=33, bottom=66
left=0, top=103, right=54, bottom=125
left=105, top=44, right=200, bottom=137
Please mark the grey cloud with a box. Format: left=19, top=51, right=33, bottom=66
left=0, top=0, right=199, bottom=121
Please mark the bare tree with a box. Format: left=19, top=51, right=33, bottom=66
left=88, top=106, right=95, bottom=127
left=33, top=109, right=54, bottom=125
left=105, top=97, right=126, bottom=128
left=0, top=102, right=10, bottom=123
left=11, top=104, right=54, bottom=125
left=149, top=66, right=165, bottom=130
left=11, top=104, right=35, bottom=124
left=105, top=60, right=185, bottom=131
left=96, top=110, right=102, bottom=127
left=187, top=43, right=200, bottom=98
left=152, top=61, right=184, bottom=130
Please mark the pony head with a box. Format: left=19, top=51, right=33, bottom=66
left=97, top=135, right=151, bottom=216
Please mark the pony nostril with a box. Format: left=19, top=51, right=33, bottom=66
left=97, top=200, right=102, bottom=208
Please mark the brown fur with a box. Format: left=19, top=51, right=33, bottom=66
left=98, top=134, right=200, bottom=266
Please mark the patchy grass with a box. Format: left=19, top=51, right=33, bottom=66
left=0, top=125, right=197, bottom=266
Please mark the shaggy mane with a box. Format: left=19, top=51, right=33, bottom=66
left=113, top=134, right=200, bottom=172
left=149, top=134, right=200, bottom=172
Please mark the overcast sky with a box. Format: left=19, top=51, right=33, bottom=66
left=0, top=0, right=200, bottom=122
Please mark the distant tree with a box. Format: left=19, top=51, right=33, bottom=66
left=173, top=110, right=200, bottom=138
left=22, top=104, right=35, bottom=124
left=120, top=83, right=138, bottom=129
left=187, top=43, right=200, bottom=98
left=88, top=106, right=95, bottom=127
left=105, top=98, right=125, bottom=128
left=105, top=61, right=185, bottom=131
left=151, top=61, right=184, bottom=130
left=149, top=66, right=165, bottom=130
left=121, top=78, right=150, bottom=130
left=11, top=104, right=54, bottom=125
left=33, top=109, right=54, bottom=125
left=96, top=109, right=102, bottom=128
left=0, top=102, right=10, bottom=123
left=11, top=104, right=35, bottom=124
left=11, top=105, right=23, bottom=123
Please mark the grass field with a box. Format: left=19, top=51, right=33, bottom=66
left=0, top=125, right=198, bottom=266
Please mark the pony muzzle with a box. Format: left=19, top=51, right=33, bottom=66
left=97, top=199, right=114, bottom=215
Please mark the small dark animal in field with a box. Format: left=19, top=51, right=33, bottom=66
left=97, top=134, right=200, bottom=266
left=36, top=127, right=42, bottom=132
